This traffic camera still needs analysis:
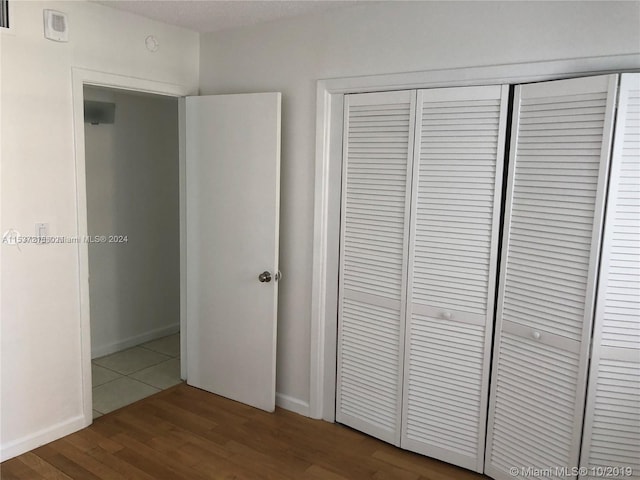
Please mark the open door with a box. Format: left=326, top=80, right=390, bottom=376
left=185, top=93, right=281, bottom=412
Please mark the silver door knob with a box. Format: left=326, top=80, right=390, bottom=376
left=258, top=271, right=272, bottom=283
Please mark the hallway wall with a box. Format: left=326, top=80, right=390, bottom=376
left=84, top=87, right=180, bottom=358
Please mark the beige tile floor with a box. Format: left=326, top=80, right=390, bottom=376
left=92, top=333, right=181, bottom=419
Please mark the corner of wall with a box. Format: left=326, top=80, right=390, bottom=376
left=0, top=415, right=87, bottom=462
left=275, top=392, right=310, bottom=417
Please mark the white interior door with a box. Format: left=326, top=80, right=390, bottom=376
left=185, top=93, right=281, bottom=412
left=579, top=73, right=640, bottom=480
left=485, top=75, right=618, bottom=480
left=401, top=85, right=508, bottom=473
left=336, top=90, right=416, bottom=445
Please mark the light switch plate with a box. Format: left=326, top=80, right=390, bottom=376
left=36, top=222, right=48, bottom=238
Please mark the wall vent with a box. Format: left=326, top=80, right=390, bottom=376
left=43, top=9, right=68, bottom=42
left=84, top=101, right=116, bottom=125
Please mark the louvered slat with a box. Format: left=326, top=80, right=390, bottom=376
left=404, top=315, right=485, bottom=456
left=486, top=75, right=618, bottom=480
left=490, top=333, right=581, bottom=479
left=401, top=85, right=508, bottom=472
left=580, top=74, right=640, bottom=480
left=337, top=90, right=415, bottom=445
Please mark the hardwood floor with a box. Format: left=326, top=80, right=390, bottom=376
left=1, top=384, right=487, bottom=479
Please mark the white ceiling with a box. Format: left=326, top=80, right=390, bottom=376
left=95, top=0, right=361, bottom=34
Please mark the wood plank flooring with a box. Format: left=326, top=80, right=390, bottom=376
left=1, top=383, right=488, bottom=480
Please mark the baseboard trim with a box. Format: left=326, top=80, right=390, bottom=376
left=91, top=323, right=180, bottom=359
left=0, top=414, right=86, bottom=462
left=275, top=393, right=310, bottom=417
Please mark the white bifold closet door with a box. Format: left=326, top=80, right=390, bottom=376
left=485, top=74, right=619, bottom=480
left=336, top=85, right=508, bottom=464
left=400, top=85, right=509, bottom=472
left=579, top=73, right=640, bottom=480
left=336, top=90, right=416, bottom=445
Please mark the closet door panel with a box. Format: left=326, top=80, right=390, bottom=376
left=580, top=73, right=640, bottom=480
left=401, top=85, right=509, bottom=472
left=336, top=90, right=416, bottom=445
left=485, top=75, right=618, bottom=480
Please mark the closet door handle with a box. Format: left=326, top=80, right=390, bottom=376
left=442, top=311, right=453, bottom=320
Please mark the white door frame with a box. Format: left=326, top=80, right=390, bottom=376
left=71, top=67, right=194, bottom=426
left=309, top=53, right=640, bottom=421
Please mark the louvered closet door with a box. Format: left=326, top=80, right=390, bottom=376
left=400, top=85, right=509, bottom=472
left=336, top=90, right=416, bottom=445
left=579, top=73, right=640, bottom=480
left=485, top=75, right=619, bottom=480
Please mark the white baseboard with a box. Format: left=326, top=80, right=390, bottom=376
left=0, top=414, right=86, bottom=462
left=91, top=323, right=180, bottom=359
left=276, top=392, right=310, bottom=417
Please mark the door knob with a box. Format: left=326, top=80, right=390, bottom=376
left=258, top=271, right=272, bottom=283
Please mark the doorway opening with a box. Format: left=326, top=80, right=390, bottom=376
left=83, top=85, right=181, bottom=419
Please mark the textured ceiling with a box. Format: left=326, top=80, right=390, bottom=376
left=95, top=0, right=360, bottom=33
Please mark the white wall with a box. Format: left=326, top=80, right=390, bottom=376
left=84, top=87, right=180, bottom=358
left=0, top=1, right=198, bottom=460
left=198, top=0, right=640, bottom=407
